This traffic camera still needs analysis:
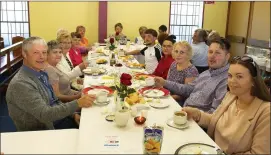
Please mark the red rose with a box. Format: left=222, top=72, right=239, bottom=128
left=109, top=37, right=114, bottom=44
left=116, top=32, right=120, bottom=36
left=120, top=73, right=132, bottom=80
left=120, top=79, right=132, bottom=86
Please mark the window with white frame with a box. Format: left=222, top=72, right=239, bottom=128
left=0, top=1, right=30, bottom=47
left=169, top=1, right=204, bottom=43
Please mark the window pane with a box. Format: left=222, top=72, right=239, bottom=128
left=1, top=2, right=7, bottom=10
left=187, top=16, right=193, bottom=25
left=170, top=2, right=204, bottom=44
left=15, top=11, right=23, bottom=21
left=15, top=23, right=21, bottom=34
left=181, top=15, right=186, bottom=25
left=7, top=11, right=15, bottom=21
left=23, top=33, right=29, bottom=39
left=10, top=23, right=16, bottom=33
left=15, top=2, right=23, bottom=10
left=6, top=2, right=14, bottom=10
left=25, top=11, right=28, bottom=21
left=1, top=11, right=7, bottom=21
left=181, top=5, right=187, bottom=15
left=23, top=23, right=29, bottom=33
left=1, top=22, right=8, bottom=33
left=187, top=6, right=194, bottom=15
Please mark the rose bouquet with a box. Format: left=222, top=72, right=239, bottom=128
left=114, top=73, right=136, bottom=100
left=109, top=37, right=116, bottom=51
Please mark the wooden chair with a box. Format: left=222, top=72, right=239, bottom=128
left=12, top=36, right=24, bottom=57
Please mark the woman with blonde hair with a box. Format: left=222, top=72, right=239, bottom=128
left=56, top=33, right=87, bottom=80
left=183, top=56, right=270, bottom=154
left=161, top=41, right=199, bottom=103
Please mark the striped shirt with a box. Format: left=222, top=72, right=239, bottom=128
left=164, top=64, right=229, bottom=113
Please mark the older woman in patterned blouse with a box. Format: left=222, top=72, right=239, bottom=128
left=166, top=41, right=199, bottom=104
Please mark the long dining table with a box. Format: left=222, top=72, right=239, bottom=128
left=76, top=44, right=218, bottom=154
left=1, top=44, right=219, bottom=154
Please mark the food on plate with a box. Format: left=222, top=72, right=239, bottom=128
left=135, top=74, right=150, bottom=80
left=126, top=62, right=145, bottom=68
left=119, top=55, right=134, bottom=62
left=125, top=92, right=145, bottom=105
left=96, top=59, right=107, bottom=64
left=83, top=68, right=106, bottom=75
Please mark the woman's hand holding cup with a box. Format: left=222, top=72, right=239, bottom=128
left=182, top=107, right=201, bottom=122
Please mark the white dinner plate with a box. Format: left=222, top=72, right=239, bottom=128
left=143, top=89, right=165, bottom=98
left=175, top=143, right=222, bottom=154
left=87, top=89, right=109, bottom=95
left=149, top=101, right=169, bottom=109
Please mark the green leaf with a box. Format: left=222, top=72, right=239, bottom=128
left=127, top=88, right=136, bottom=94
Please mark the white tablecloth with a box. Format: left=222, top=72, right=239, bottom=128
left=1, top=129, right=78, bottom=154
left=1, top=46, right=218, bottom=154
left=77, top=49, right=218, bottom=154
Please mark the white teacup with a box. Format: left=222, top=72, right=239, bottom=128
left=145, top=77, right=155, bottom=86
left=173, top=111, right=187, bottom=125
left=96, top=91, right=108, bottom=103
left=115, top=109, right=130, bottom=127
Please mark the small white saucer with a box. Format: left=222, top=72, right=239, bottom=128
left=166, top=117, right=189, bottom=129
left=94, top=99, right=110, bottom=106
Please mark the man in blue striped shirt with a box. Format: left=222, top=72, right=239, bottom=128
left=155, top=37, right=231, bottom=113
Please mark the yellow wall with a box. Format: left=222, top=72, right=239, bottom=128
left=250, top=2, right=270, bottom=40
left=29, top=2, right=98, bottom=44
left=203, top=2, right=229, bottom=37
left=227, top=2, right=251, bottom=57
left=107, top=2, right=170, bottom=42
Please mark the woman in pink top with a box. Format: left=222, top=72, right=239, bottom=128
left=183, top=56, right=270, bottom=154
left=69, top=32, right=83, bottom=67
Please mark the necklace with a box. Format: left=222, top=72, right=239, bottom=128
left=235, top=100, right=240, bottom=116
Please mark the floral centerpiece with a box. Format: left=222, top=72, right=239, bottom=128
left=113, top=73, right=136, bottom=108
left=109, top=37, right=116, bottom=51
left=115, top=32, right=120, bottom=41
left=115, top=73, right=135, bottom=99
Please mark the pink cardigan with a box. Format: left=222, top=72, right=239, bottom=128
left=198, top=92, right=270, bottom=154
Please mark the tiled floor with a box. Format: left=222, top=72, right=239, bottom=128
left=0, top=94, right=16, bottom=132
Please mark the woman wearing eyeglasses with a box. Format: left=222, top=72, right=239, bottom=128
left=152, top=35, right=176, bottom=79
left=183, top=56, right=270, bottom=154
left=163, top=41, right=199, bottom=103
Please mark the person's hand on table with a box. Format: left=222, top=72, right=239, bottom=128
left=78, top=61, right=88, bottom=71
left=77, top=94, right=96, bottom=108
left=154, top=77, right=166, bottom=88
left=182, top=107, right=201, bottom=122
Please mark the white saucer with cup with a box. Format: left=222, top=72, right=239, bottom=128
left=173, top=111, right=187, bottom=125
left=145, top=77, right=155, bottom=87
left=96, top=90, right=109, bottom=103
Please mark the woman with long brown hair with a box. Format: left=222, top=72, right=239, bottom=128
left=183, top=55, right=270, bottom=154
